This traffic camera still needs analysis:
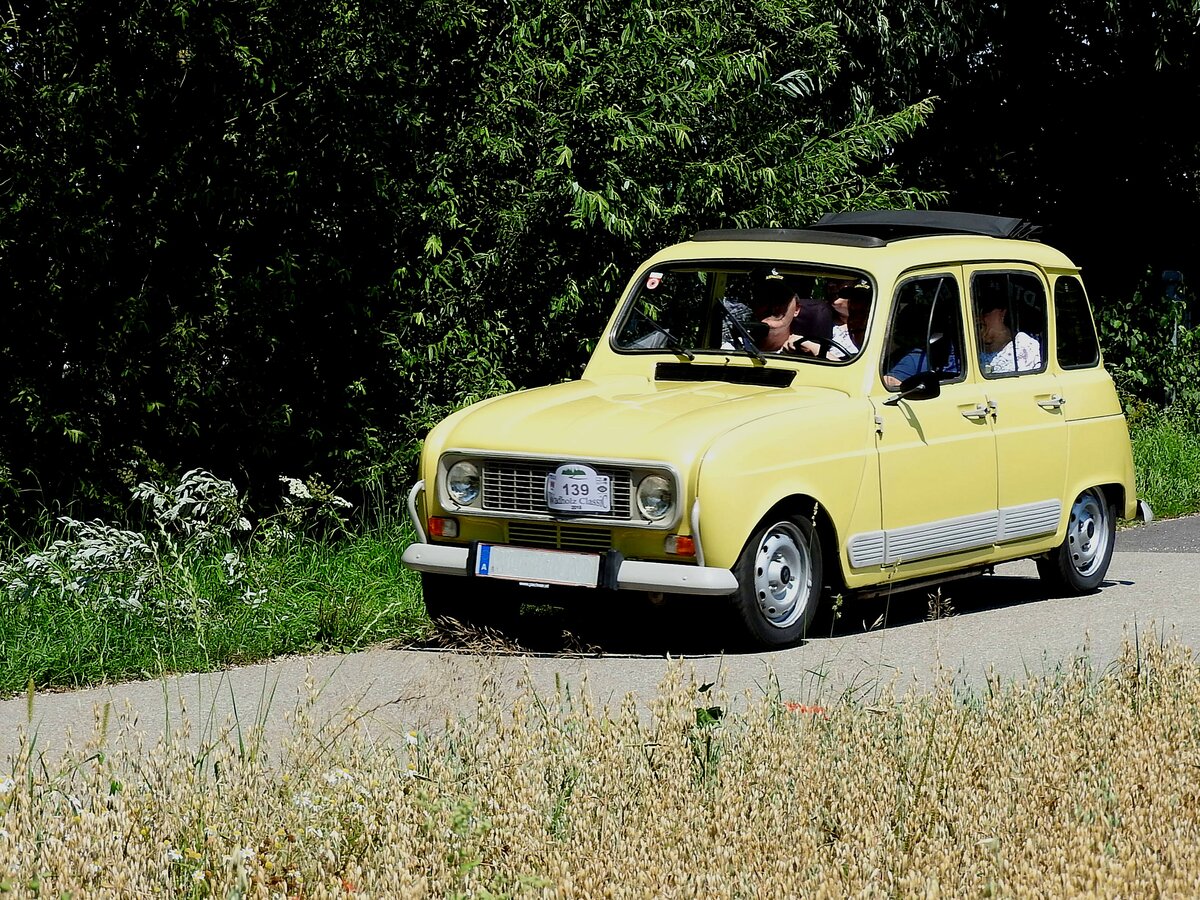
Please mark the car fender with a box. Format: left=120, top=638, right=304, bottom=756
left=693, top=399, right=879, bottom=570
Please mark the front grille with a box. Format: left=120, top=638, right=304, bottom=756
left=482, top=460, right=633, bottom=519
left=508, top=522, right=613, bottom=552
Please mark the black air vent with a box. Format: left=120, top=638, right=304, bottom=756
left=655, top=362, right=795, bottom=387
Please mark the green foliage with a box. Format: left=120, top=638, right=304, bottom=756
left=1128, top=406, right=1200, bottom=520
left=820, top=0, right=1200, bottom=304
left=0, top=0, right=937, bottom=527
left=1096, top=273, right=1199, bottom=407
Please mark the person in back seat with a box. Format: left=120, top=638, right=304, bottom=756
left=977, top=289, right=1042, bottom=374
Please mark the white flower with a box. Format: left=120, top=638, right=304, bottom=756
left=292, top=792, right=317, bottom=810
left=166, top=848, right=183, bottom=862
left=192, top=869, right=206, bottom=882
left=281, top=476, right=312, bottom=500
left=405, top=731, right=419, bottom=746
left=323, top=767, right=354, bottom=786
left=0, top=777, right=15, bottom=795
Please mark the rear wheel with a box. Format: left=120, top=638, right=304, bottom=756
left=1036, top=488, right=1116, bottom=594
left=421, top=573, right=520, bottom=630
left=732, top=514, right=823, bottom=647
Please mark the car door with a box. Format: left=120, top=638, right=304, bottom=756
left=854, top=270, right=999, bottom=572
left=965, top=266, right=1068, bottom=545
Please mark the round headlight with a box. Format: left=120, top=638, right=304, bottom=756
left=636, top=474, right=674, bottom=521
left=447, top=461, right=480, bottom=505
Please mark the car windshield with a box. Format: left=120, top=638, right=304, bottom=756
left=612, top=262, right=872, bottom=363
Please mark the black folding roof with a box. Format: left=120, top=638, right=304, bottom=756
left=691, top=210, right=1041, bottom=245
left=690, top=228, right=885, bottom=248
left=810, top=210, right=1041, bottom=240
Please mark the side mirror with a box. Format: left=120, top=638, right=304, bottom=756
left=884, top=371, right=941, bottom=406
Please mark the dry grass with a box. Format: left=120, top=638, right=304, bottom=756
left=4, top=636, right=1200, bottom=897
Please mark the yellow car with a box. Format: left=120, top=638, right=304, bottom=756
left=402, top=210, right=1151, bottom=646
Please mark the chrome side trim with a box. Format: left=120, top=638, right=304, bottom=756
left=885, top=511, right=998, bottom=563
left=690, top=498, right=705, bottom=567
left=848, top=531, right=886, bottom=567
left=997, top=500, right=1060, bottom=541
left=848, top=498, right=1062, bottom=569
left=407, top=480, right=426, bottom=544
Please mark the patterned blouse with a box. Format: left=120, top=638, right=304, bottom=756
left=980, top=331, right=1042, bottom=374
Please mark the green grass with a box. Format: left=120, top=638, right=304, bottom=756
left=0, top=527, right=427, bottom=696
left=1129, top=406, right=1200, bottom=519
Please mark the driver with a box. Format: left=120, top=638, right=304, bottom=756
left=749, top=274, right=820, bottom=354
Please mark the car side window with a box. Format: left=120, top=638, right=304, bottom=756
left=882, top=274, right=967, bottom=388
left=971, top=271, right=1048, bottom=377
left=1054, top=275, right=1100, bottom=369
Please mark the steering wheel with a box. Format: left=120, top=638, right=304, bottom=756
left=791, top=334, right=855, bottom=360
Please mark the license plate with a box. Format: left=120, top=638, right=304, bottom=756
left=546, top=463, right=611, bottom=514
left=474, top=544, right=600, bottom=588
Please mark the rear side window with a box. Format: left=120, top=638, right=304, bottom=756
left=1054, top=275, right=1100, bottom=369
left=970, top=271, right=1048, bottom=377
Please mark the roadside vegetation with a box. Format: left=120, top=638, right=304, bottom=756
left=1100, top=274, right=1200, bottom=520
left=1128, top=405, right=1200, bottom=520
left=4, top=635, right=1200, bottom=896
left=0, top=472, right=425, bottom=697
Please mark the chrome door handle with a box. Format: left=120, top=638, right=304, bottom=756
left=961, top=405, right=990, bottom=420
left=1037, top=394, right=1066, bottom=410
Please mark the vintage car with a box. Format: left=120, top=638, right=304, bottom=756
left=402, top=210, right=1151, bottom=646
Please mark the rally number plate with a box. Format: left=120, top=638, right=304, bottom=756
left=545, top=463, right=611, bottom=514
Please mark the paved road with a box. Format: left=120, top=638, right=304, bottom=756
left=4, top=518, right=1199, bottom=762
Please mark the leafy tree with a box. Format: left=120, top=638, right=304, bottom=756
left=819, top=0, right=1200, bottom=307
left=0, top=0, right=936, bottom=529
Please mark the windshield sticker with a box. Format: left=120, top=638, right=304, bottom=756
left=645, top=272, right=664, bottom=290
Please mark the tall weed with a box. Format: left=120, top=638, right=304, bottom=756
left=4, top=637, right=1200, bottom=896
left=1128, top=405, right=1200, bottom=518
left=0, top=472, right=424, bottom=694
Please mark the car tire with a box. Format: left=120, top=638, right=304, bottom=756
left=1036, top=488, right=1116, bottom=594
left=732, top=513, right=823, bottom=647
left=422, top=573, right=520, bottom=631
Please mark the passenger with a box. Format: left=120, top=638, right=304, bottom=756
left=883, top=324, right=961, bottom=389
left=826, top=278, right=871, bottom=359
left=791, top=293, right=833, bottom=355
left=977, top=293, right=1042, bottom=374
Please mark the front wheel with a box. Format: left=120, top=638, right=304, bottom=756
left=1036, top=488, right=1116, bottom=594
left=732, top=514, right=823, bottom=647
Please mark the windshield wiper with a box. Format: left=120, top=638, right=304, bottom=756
left=635, top=310, right=695, bottom=360
left=718, top=301, right=766, bottom=363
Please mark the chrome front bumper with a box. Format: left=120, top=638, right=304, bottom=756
left=403, top=477, right=737, bottom=595
left=401, top=542, right=739, bottom=596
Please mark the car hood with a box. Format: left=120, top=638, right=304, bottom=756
left=436, top=376, right=846, bottom=467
